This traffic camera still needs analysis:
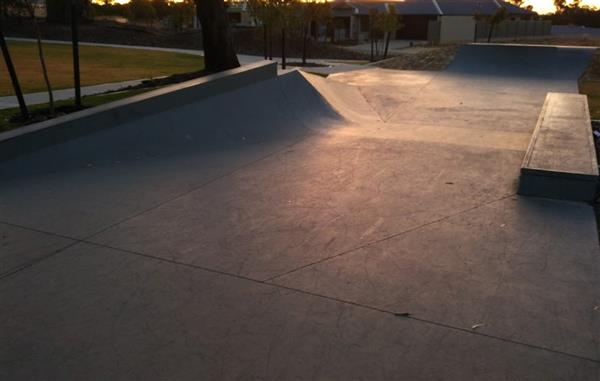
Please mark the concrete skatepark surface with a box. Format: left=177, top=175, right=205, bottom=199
left=1, top=44, right=600, bottom=380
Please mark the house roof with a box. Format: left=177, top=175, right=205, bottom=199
left=437, top=0, right=534, bottom=15
left=330, top=0, right=535, bottom=16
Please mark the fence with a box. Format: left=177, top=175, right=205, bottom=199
left=474, top=20, right=551, bottom=42
left=429, top=19, right=552, bottom=43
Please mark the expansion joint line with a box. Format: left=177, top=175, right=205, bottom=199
left=0, top=133, right=314, bottom=281
left=265, top=192, right=516, bottom=283
left=2, top=193, right=598, bottom=365
left=59, top=238, right=600, bottom=365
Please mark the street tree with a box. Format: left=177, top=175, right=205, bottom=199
left=379, top=4, right=401, bottom=60
left=0, top=16, right=28, bottom=119
left=369, top=8, right=383, bottom=61
left=21, top=0, right=55, bottom=115
left=297, top=1, right=330, bottom=65
left=487, top=6, right=508, bottom=43
left=129, top=0, right=157, bottom=25
left=274, top=0, right=299, bottom=70
left=46, top=0, right=91, bottom=23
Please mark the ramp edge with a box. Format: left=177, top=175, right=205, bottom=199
left=0, top=61, right=277, bottom=162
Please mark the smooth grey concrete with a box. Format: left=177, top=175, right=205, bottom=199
left=0, top=223, right=75, bottom=277
left=447, top=44, right=596, bottom=82
left=0, top=61, right=278, bottom=162
left=0, top=70, right=337, bottom=238
left=2, top=243, right=598, bottom=380
left=1, top=44, right=599, bottom=380
left=519, top=93, right=598, bottom=202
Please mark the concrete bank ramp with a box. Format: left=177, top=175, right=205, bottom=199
left=0, top=70, right=342, bottom=179
left=301, top=71, right=382, bottom=124
left=447, top=43, right=596, bottom=81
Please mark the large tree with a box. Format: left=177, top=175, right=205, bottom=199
left=46, top=0, right=91, bottom=23
left=194, top=0, right=240, bottom=72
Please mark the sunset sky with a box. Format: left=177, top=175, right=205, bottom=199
left=525, top=0, right=599, bottom=13
left=101, top=0, right=600, bottom=15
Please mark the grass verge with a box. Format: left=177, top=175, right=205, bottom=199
left=0, top=88, right=153, bottom=133
left=0, top=41, right=203, bottom=96
left=580, top=80, right=600, bottom=119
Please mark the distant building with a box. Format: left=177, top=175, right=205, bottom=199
left=4, top=0, right=46, bottom=18
left=330, top=0, right=538, bottom=42
left=219, top=0, right=547, bottom=44
left=226, top=1, right=257, bottom=27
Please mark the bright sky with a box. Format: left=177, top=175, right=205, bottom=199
left=526, top=0, right=599, bottom=13
left=100, top=0, right=600, bottom=15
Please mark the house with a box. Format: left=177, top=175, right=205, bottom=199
left=330, top=0, right=542, bottom=43
left=226, top=1, right=257, bottom=27
left=3, top=0, right=47, bottom=18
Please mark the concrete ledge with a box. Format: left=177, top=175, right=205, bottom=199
left=0, top=61, right=277, bottom=162
left=518, top=92, right=599, bottom=202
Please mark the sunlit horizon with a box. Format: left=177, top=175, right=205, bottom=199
left=96, top=0, right=599, bottom=15
left=526, top=0, right=599, bottom=13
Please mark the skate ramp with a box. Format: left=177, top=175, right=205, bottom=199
left=2, top=43, right=600, bottom=380
left=447, top=43, right=596, bottom=83
left=301, top=72, right=382, bottom=124
left=0, top=70, right=343, bottom=179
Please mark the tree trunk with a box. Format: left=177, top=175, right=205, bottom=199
left=34, top=21, right=54, bottom=116
left=71, top=1, right=82, bottom=109
left=263, top=24, right=268, bottom=60
left=383, top=31, right=391, bottom=59
left=269, top=28, right=273, bottom=60
left=302, top=23, right=308, bottom=66
left=46, top=0, right=69, bottom=24
left=195, top=0, right=240, bottom=72
left=0, top=2, right=7, bottom=20
left=369, top=25, right=374, bottom=62
left=487, top=23, right=494, bottom=43
left=0, top=19, right=28, bottom=119
left=281, top=28, right=286, bottom=70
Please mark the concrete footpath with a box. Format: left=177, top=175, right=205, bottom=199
left=0, top=79, right=145, bottom=109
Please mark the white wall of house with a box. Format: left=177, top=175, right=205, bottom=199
left=439, top=16, right=476, bottom=43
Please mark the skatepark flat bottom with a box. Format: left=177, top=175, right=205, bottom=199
left=1, top=44, right=599, bottom=380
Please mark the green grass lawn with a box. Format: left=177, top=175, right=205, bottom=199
left=0, top=88, right=154, bottom=133
left=0, top=41, right=203, bottom=96
left=588, top=95, right=600, bottom=120
left=580, top=80, right=600, bottom=119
